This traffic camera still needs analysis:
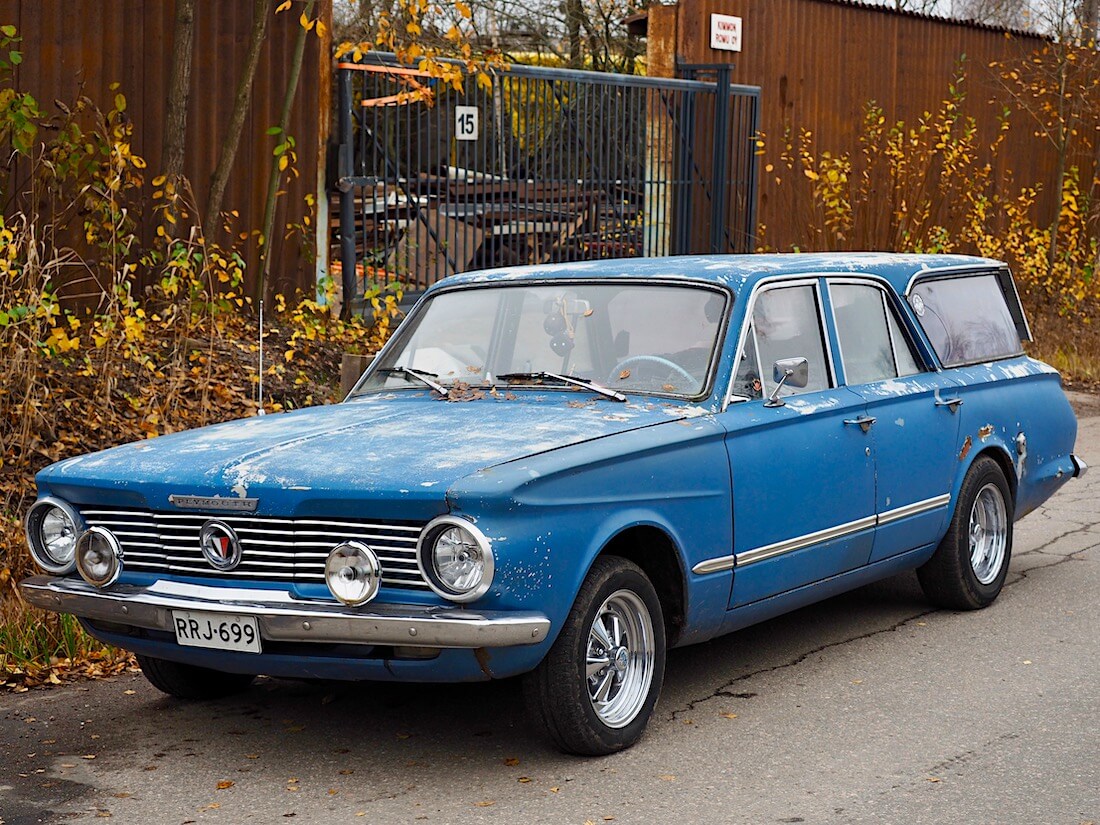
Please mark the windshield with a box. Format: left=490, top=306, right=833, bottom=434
left=353, top=282, right=728, bottom=399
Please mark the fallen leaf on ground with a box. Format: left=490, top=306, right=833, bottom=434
left=475, top=800, right=495, bottom=807
left=216, top=780, right=234, bottom=790
left=503, top=757, right=520, bottom=766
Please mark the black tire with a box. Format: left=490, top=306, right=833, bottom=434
left=523, top=556, right=666, bottom=756
left=918, top=456, right=1014, bottom=610
left=137, top=654, right=255, bottom=700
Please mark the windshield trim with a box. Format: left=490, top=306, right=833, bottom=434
left=347, top=277, right=734, bottom=403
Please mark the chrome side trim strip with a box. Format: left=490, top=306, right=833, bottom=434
left=877, top=493, right=952, bottom=526
left=736, top=515, right=878, bottom=567
left=691, top=555, right=736, bottom=575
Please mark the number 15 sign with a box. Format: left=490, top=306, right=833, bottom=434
left=455, top=106, right=479, bottom=141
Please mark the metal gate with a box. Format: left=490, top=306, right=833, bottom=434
left=335, top=54, right=760, bottom=309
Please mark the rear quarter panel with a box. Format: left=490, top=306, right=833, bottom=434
left=947, top=357, right=1078, bottom=519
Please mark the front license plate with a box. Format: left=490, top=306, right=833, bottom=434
left=172, top=610, right=262, bottom=654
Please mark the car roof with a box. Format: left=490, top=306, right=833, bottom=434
left=434, top=253, right=1003, bottom=296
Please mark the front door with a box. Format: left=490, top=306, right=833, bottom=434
left=722, top=281, right=877, bottom=608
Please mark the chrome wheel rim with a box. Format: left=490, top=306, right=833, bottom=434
left=969, top=483, right=1008, bottom=585
left=585, top=589, right=655, bottom=729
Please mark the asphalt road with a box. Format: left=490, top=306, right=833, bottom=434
left=2, top=397, right=1098, bottom=825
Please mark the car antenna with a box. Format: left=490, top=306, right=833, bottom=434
left=257, top=299, right=266, bottom=416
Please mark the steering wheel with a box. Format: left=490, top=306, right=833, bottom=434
left=608, top=355, right=696, bottom=391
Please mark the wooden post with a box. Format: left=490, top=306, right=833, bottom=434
left=341, top=353, right=374, bottom=399
left=644, top=3, right=679, bottom=257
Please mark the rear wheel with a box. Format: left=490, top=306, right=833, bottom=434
left=524, top=556, right=665, bottom=756
left=137, top=654, right=255, bottom=700
left=918, top=456, right=1013, bottom=610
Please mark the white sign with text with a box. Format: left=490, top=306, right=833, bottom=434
left=710, top=14, right=743, bottom=52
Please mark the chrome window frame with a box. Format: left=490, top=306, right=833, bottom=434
left=348, top=277, right=734, bottom=404
left=724, top=276, right=836, bottom=408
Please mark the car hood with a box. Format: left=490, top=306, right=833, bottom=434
left=39, top=393, right=708, bottom=518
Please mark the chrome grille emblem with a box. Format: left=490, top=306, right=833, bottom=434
left=169, top=495, right=258, bottom=513
left=199, top=521, right=243, bottom=571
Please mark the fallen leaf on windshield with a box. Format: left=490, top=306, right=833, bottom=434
left=618, top=369, right=631, bottom=380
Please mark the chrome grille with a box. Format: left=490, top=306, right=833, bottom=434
left=80, top=509, right=429, bottom=590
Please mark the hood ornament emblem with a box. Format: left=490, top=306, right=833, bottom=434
left=199, top=521, right=244, bottom=571
left=169, top=495, right=258, bottom=513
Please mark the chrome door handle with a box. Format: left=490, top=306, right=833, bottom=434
left=843, top=415, right=876, bottom=433
left=935, top=397, right=964, bottom=412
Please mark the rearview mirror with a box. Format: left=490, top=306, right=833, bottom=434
left=764, top=357, right=809, bottom=407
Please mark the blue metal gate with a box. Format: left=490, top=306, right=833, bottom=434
left=335, top=55, right=760, bottom=310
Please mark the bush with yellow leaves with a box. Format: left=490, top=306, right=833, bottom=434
left=763, top=66, right=1100, bottom=377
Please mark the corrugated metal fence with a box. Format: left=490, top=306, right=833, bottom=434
left=0, top=0, right=329, bottom=300
left=671, top=0, right=1090, bottom=252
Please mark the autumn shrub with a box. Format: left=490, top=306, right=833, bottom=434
left=762, top=68, right=1100, bottom=377
left=0, top=25, right=400, bottom=686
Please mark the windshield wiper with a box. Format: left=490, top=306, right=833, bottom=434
left=378, top=367, right=449, bottom=398
left=497, top=371, right=626, bottom=402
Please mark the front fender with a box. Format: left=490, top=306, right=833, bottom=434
left=446, top=417, right=734, bottom=648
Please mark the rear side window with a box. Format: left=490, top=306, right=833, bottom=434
left=909, top=274, right=1023, bottom=367
left=831, top=283, right=921, bottom=385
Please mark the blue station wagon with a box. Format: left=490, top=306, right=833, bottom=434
left=20, top=253, right=1086, bottom=754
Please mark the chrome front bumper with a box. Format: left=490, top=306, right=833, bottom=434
left=1071, top=453, right=1088, bottom=478
left=19, top=576, right=551, bottom=649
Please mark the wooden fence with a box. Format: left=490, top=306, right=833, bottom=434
left=0, top=0, right=331, bottom=300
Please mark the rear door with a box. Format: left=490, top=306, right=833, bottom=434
left=721, top=279, right=877, bottom=608
left=827, top=278, right=961, bottom=562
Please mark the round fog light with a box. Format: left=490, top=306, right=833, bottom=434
left=75, top=527, right=123, bottom=587
left=417, top=516, right=494, bottom=603
left=325, top=541, right=381, bottom=606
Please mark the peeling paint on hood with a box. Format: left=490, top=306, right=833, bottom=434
left=40, top=394, right=702, bottom=514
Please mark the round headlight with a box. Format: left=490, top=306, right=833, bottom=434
left=24, top=498, right=83, bottom=574
left=325, top=541, right=382, bottom=606
left=416, top=516, right=494, bottom=603
left=75, top=527, right=123, bottom=587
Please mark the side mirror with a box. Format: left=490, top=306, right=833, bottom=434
left=764, top=357, right=809, bottom=407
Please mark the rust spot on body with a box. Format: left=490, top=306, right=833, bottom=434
left=959, top=435, right=973, bottom=460
left=978, top=424, right=994, bottom=440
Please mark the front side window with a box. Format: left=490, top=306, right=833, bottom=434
left=831, top=283, right=923, bottom=385
left=909, top=274, right=1023, bottom=367
left=750, top=285, right=831, bottom=397
left=353, top=282, right=728, bottom=399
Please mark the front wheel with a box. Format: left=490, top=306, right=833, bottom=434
left=523, top=556, right=666, bottom=756
left=918, top=456, right=1014, bottom=610
left=137, top=654, right=255, bottom=700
